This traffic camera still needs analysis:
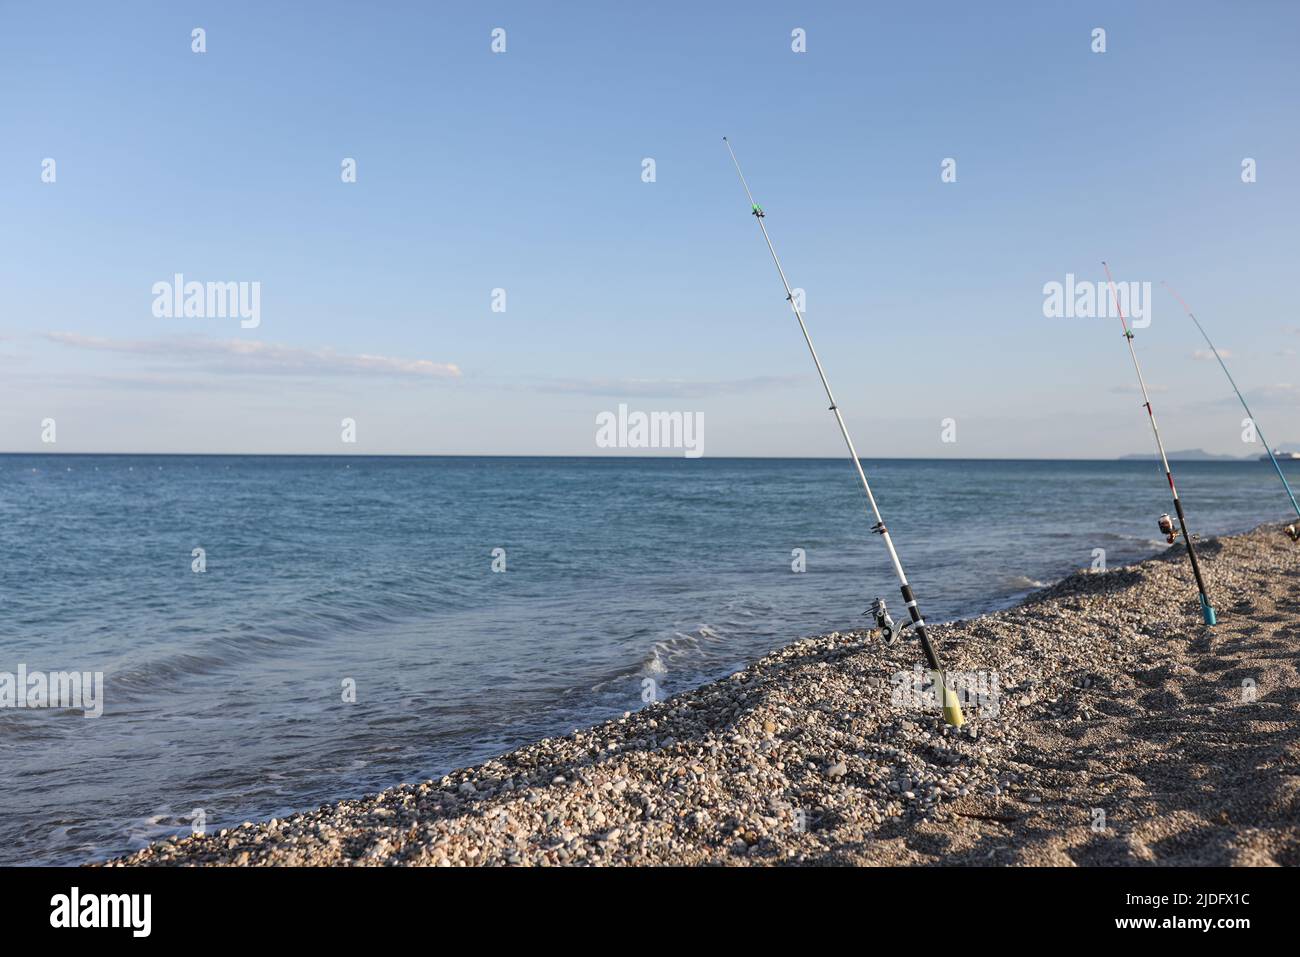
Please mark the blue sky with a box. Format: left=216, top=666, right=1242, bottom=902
left=2, top=1, right=1297, bottom=456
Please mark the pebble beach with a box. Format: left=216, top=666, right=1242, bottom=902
left=106, top=522, right=1300, bottom=867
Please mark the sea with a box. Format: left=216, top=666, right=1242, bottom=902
left=2, top=454, right=1295, bottom=864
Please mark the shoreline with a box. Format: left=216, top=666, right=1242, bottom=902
left=105, top=522, right=1300, bottom=866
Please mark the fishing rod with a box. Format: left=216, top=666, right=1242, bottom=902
left=723, top=136, right=964, bottom=727
left=1102, top=262, right=1217, bottom=625
left=1163, top=281, right=1300, bottom=543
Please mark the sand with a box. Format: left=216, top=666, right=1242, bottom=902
left=105, top=522, right=1300, bottom=866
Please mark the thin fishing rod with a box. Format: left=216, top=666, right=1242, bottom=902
left=1162, top=281, right=1300, bottom=534
left=724, top=136, right=964, bottom=726
left=1102, top=262, right=1217, bottom=625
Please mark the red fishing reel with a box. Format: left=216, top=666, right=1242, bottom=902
left=1157, top=513, right=1180, bottom=544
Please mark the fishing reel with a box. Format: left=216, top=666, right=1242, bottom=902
left=867, top=597, right=915, bottom=646
left=1286, top=523, right=1300, bottom=543
left=1157, top=513, right=1180, bottom=545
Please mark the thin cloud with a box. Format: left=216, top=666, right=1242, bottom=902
left=1191, top=348, right=1231, bottom=360
left=46, top=332, right=461, bottom=379
left=527, top=374, right=804, bottom=398
left=6, top=370, right=260, bottom=393
left=1109, top=383, right=1169, bottom=395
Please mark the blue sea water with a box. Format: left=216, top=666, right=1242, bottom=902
left=2, top=454, right=1296, bottom=865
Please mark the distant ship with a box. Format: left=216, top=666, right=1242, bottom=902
left=1262, top=449, right=1300, bottom=461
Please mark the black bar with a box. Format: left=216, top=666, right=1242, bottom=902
left=0, top=865, right=1276, bottom=943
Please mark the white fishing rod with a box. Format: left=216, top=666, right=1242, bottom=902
left=723, top=136, right=963, bottom=727
left=1163, top=281, right=1300, bottom=542
left=1103, top=262, right=1217, bottom=625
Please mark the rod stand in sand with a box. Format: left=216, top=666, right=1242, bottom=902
left=1102, top=262, right=1217, bottom=626
left=1162, top=281, right=1300, bottom=544
left=723, top=136, right=963, bottom=727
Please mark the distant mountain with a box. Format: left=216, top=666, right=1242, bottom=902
left=1118, top=449, right=1252, bottom=461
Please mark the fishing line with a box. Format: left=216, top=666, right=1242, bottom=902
left=1103, top=262, right=1217, bottom=625
left=1163, top=281, right=1300, bottom=542
left=724, top=136, right=964, bottom=726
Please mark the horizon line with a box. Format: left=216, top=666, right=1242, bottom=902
left=0, top=451, right=1273, bottom=462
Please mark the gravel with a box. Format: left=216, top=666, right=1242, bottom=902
left=103, top=522, right=1300, bottom=866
